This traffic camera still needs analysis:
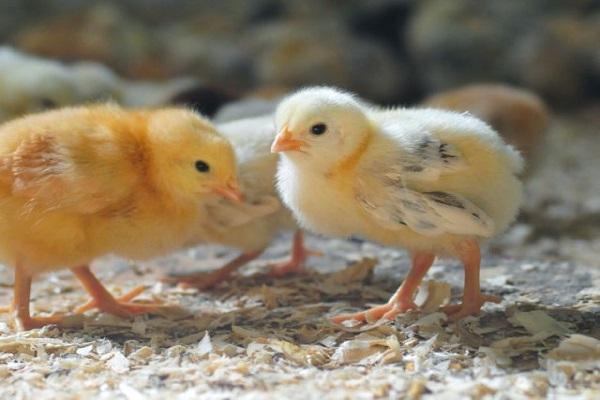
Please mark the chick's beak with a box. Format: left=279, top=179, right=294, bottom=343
left=271, top=127, right=305, bottom=153
left=213, top=180, right=245, bottom=203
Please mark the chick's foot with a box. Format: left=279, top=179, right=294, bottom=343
left=267, top=230, right=321, bottom=278
left=74, top=285, right=148, bottom=314
left=266, top=248, right=321, bottom=278
left=441, top=293, right=501, bottom=322
left=330, top=252, right=434, bottom=325
left=163, top=250, right=263, bottom=290
left=443, top=240, right=501, bottom=321
left=76, top=296, right=163, bottom=318
left=71, top=265, right=164, bottom=318
left=330, top=299, right=418, bottom=324
left=12, top=313, right=65, bottom=331
left=7, top=262, right=66, bottom=331
left=4, top=303, right=65, bottom=330
left=267, top=258, right=306, bottom=278
left=172, top=269, right=235, bottom=290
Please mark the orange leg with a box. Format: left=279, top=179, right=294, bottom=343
left=71, top=265, right=162, bottom=317
left=268, top=230, right=321, bottom=278
left=162, top=250, right=264, bottom=289
left=331, top=252, right=435, bottom=324
left=441, top=240, right=501, bottom=321
left=8, top=262, right=64, bottom=331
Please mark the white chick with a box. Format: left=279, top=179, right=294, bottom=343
left=272, top=87, right=523, bottom=322
left=165, top=115, right=316, bottom=289
left=0, top=47, right=79, bottom=121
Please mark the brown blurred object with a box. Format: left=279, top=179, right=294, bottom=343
left=14, top=4, right=162, bottom=79
left=423, top=84, right=549, bottom=171
left=245, top=85, right=291, bottom=100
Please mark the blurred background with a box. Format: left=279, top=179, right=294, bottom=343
left=2, top=0, right=600, bottom=105
left=0, top=0, right=598, bottom=265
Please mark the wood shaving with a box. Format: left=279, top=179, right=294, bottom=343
left=548, top=334, right=600, bottom=361
left=331, top=335, right=401, bottom=365
left=414, top=280, right=451, bottom=313
left=509, top=310, right=572, bottom=338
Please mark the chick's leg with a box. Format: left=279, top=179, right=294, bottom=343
left=442, top=240, right=501, bottom=321
left=9, top=262, right=64, bottom=331
left=71, top=265, right=162, bottom=317
left=163, top=250, right=264, bottom=289
left=331, top=252, right=435, bottom=324
left=268, top=230, right=321, bottom=277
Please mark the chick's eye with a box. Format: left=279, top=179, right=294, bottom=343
left=195, top=160, right=210, bottom=173
left=310, top=123, right=327, bottom=135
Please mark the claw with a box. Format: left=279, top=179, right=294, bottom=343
left=267, top=230, right=317, bottom=278
left=442, top=294, right=501, bottom=322
left=162, top=250, right=263, bottom=290
left=331, top=300, right=419, bottom=324
left=75, top=286, right=162, bottom=316
left=72, top=265, right=166, bottom=318
left=12, top=314, right=65, bottom=331
left=330, top=252, right=435, bottom=325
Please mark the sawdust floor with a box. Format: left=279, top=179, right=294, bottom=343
left=0, top=115, right=599, bottom=399
left=0, top=236, right=599, bottom=400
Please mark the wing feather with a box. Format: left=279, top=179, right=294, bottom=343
left=356, top=129, right=494, bottom=237
left=375, top=121, right=467, bottom=182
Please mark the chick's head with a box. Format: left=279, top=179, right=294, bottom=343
left=272, top=87, right=371, bottom=172
left=145, top=108, right=243, bottom=203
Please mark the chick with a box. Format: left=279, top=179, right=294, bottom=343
left=165, top=115, right=316, bottom=289
left=0, top=104, right=242, bottom=330
left=272, top=87, right=523, bottom=322
left=423, top=84, right=549, bottom=168
left=0, top=47, right=79, bottom=121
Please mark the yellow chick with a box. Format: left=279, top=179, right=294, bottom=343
left=166, top=115, right=316, bottom=289
left=271, top=87, right=523, bottom=322
left=0, top=104, right=242, bottom=330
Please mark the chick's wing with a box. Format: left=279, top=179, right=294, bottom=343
left=378, top=120, right=468, bottom=181
left=356, top=127, right=494, bottom=237
left=0, top=134, right=135, bottom=214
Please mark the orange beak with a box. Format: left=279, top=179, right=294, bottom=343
left=271, top=127, right=306, bottom=153
left=213, top=181, right=245, bottom=203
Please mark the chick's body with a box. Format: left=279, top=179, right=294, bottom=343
left=273, top=87, right=523, bottom=322
left=0, top=105, right=240, bottom=329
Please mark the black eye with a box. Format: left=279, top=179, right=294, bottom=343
left=310, top=123, right=327, bottom=135
left=195, top=160, right=210, bottom=173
